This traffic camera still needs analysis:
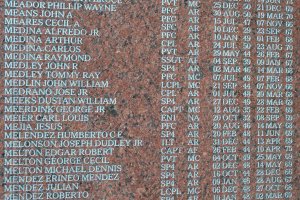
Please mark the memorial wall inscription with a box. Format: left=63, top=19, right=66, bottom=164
left=0, top=0, right=299, bottom=199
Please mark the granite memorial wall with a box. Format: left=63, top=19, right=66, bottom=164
left=1, top=0, right=299, bottom=199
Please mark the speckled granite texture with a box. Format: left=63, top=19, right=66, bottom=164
left=0, top=0, right=299, bottom=199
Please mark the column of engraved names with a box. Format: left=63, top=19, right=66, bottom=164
left=160, top=0, right=183, bottom=199
left=2, top=1, right=143, bottom=199
left=255, top=0, right=286, bottom=199
left=4, top=2, right=87, bottom=199
left=212, top=1, right=240, bottom=199
left=186, top=0, right=201, bottom=199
